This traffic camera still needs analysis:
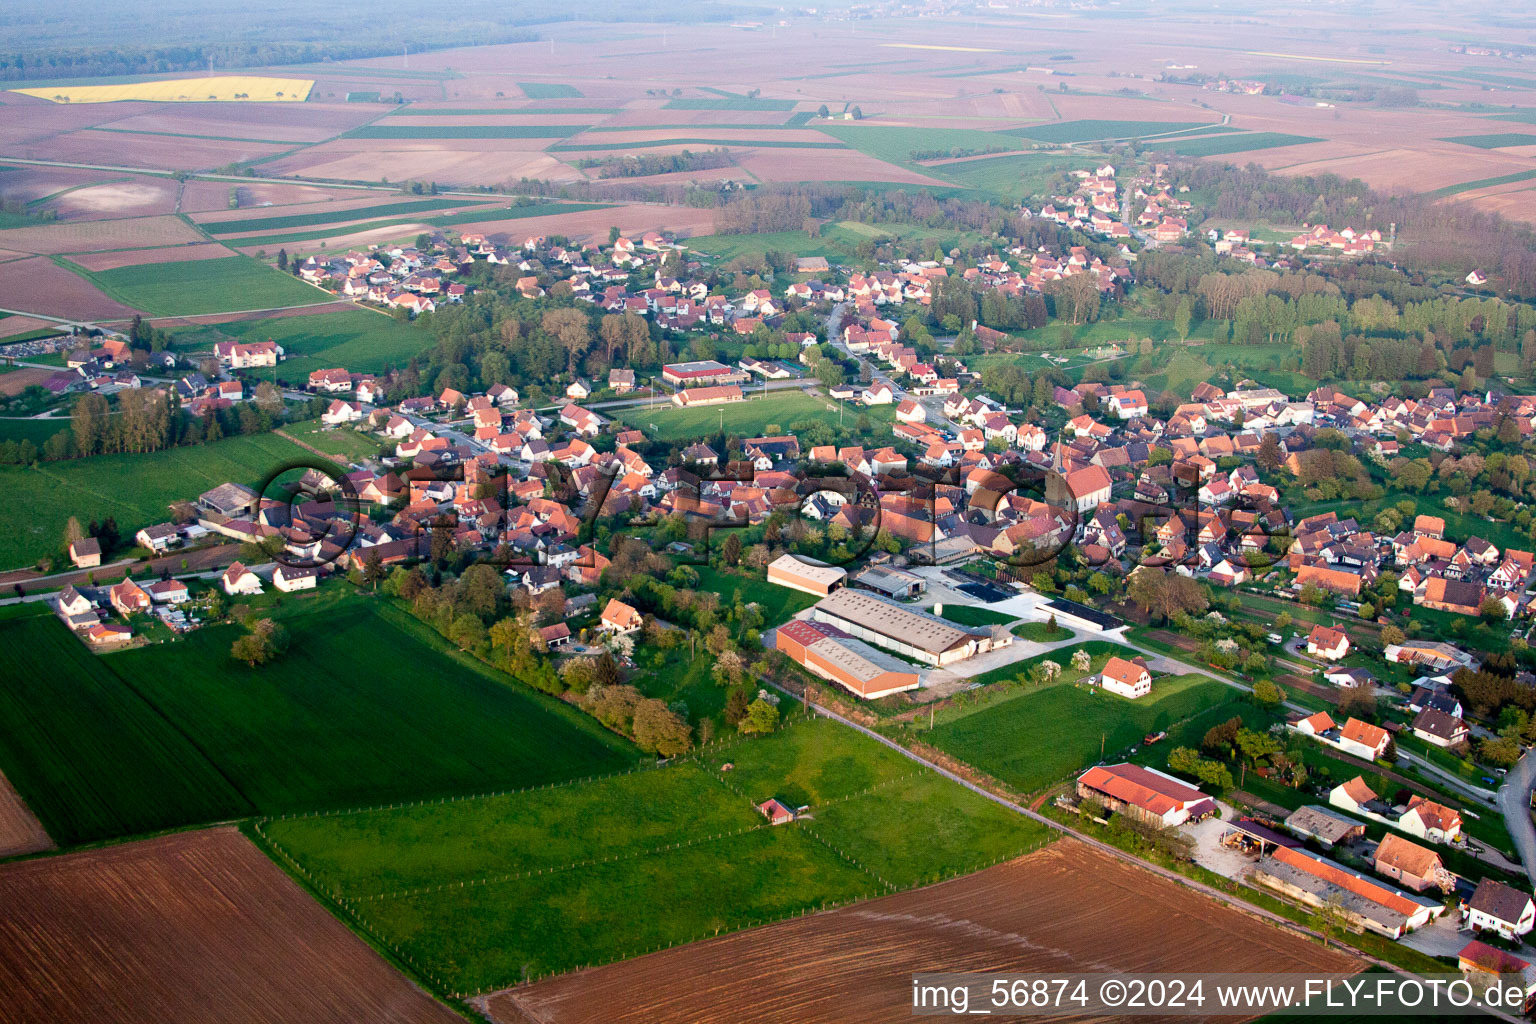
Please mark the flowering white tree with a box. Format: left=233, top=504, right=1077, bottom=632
left=1071, top=649, right=1092, bottom=673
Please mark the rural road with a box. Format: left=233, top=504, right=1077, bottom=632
left=783, top=688, right=1520, bottom=1019
left=1497, top=749, right=1536, bottom=872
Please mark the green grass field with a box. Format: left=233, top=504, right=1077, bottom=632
left=105, top=595, right=635, bottom=814
left=174, top=309, right=429, bottom=381
left=551, top=137, right=845, bottom=152
left=928, top=152, right=1099, bottom=200
left=348, top=124, right=589, bottom=139
left=262, top=716, right=1050, bottom=991
left=665, top=97, right=797, bottom=111
left=693, top=565, right=819, bottom=624
left=615, top=389, right=885, bottom=440
left=281, top=418, right=388, bottom=462
left=75, top=255, right=332, bottom=316
left=816, top=123, right=1021, bottom=167
left=936, top=605, right=1019, bottom=627
left=0, top=431, right=313, bottom=570
left=0, top=614, right=252, bottom=844
left=519, top=82, right=583, bottom=98
left=1007, top=119, right=1215, bottom=143
left=925, top=672, right=1236, bottom=793
left=0, top=416, right=70, bottom=448
left=1439, top=132, right=1536, bottom=149
left=199, top=198, right=484, bottom=235
left=1160, top=132, right=1322, bottom=156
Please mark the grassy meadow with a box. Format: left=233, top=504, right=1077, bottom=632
left=73, top=255, right=333, bottom=316
left=260, top=716, right=1051, bottom=992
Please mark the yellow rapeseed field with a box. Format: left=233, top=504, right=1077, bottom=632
left=10, top=76, right=314, bottom=104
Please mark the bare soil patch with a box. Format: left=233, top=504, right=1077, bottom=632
left=0, top=369, right=62, bottom=396
left=0, top=215, right=204, bottom=255
left=0, top=257, right=137, bottom=319
left=0, top=768, right=52, bottom=858
left=0, top=827, right=459, bottom=1024
left=487, top=840, right=1357, bottom=1024
left=66, top=243, right=232, bottom=272
left=51, top=180, right=179, bottom=220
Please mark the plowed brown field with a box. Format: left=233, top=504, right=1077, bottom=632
left=485, top=840, right=1357, bottom=1024
left=0, top=769, right=51, bottom=858
left=0, top=827, right=459, bottom=1024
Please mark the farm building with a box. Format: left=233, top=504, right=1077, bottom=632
left=1465, top=879, right=1536, bottom=940
left=672, top=385, right=743, bottom=408
left=198, top=482, right=258, bottom=517
left=1283, top=805, right=1366, bottom=848
left=1384, top=641, right=1475, bottom=673
left=1251, top=845, right=1442, bottom=939
left=809, top=588, right=993, bottom=666
left=766, top=554, right=847, bottom=597
left=1076, top=763, right=1214, bottom=829
left=850, top=563, right=925, bottom=600
left=1096, top=656, right=1151, bottom=699
left=1459, top=941, right=1536, bottom=1013
left=662, top=360, right=747, bottom=387
left=757, top=798, right=796, bottom=825
left=1373, top=833, right=1453, bottom=894
left=774, top=619, right=921, bottom=700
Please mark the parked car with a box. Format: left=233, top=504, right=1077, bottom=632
left=1266, top=633, right=1283, bottom=644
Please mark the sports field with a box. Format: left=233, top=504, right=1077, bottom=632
left=73, top=255, right=332, bottom=316
left=0, top=594, right=636, bottom=845
left=925, top=671, right=1236, bottom=793
left=615, top=389, right=884, bottom=439
left=261, top=716, right=1049, bottom=993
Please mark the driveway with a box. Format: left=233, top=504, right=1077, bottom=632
left=1401, top=911, right=1473, bottom=959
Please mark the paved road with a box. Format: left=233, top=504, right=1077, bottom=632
left=775, top=684, right=1513, bottom=1006
left=1497, top=748, right=1536, bottom=874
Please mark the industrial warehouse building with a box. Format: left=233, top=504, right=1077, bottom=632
left=775, top=620, right=921, bottom=699
left=808, top=588, right=994, bottom=666
left=766, top=554, right=847, bottom=597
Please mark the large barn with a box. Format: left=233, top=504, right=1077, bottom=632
left=808, top=588, right=993, bottom=666
left=775, top=619, right=921, bottom=700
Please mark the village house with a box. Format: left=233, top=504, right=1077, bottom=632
left=1466, top=879, right=1535, bottom=940
left=599, top=598, right=643, bottom=635
left=1097, top=655, right=1152, bottom=699
left=1306, top=625, right=1350, bottom=662
left=221, top=561, right=263, bottom=596
left=68, top=537, right=101, bottom=568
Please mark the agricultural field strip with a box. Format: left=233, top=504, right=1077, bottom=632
left=346, top=125, right=591, bottom=139
left=198, top=197, right=496, bottom=234
left=550, top=138, right=847, bottom=152
left=222, top=201, right=615, bottom=248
